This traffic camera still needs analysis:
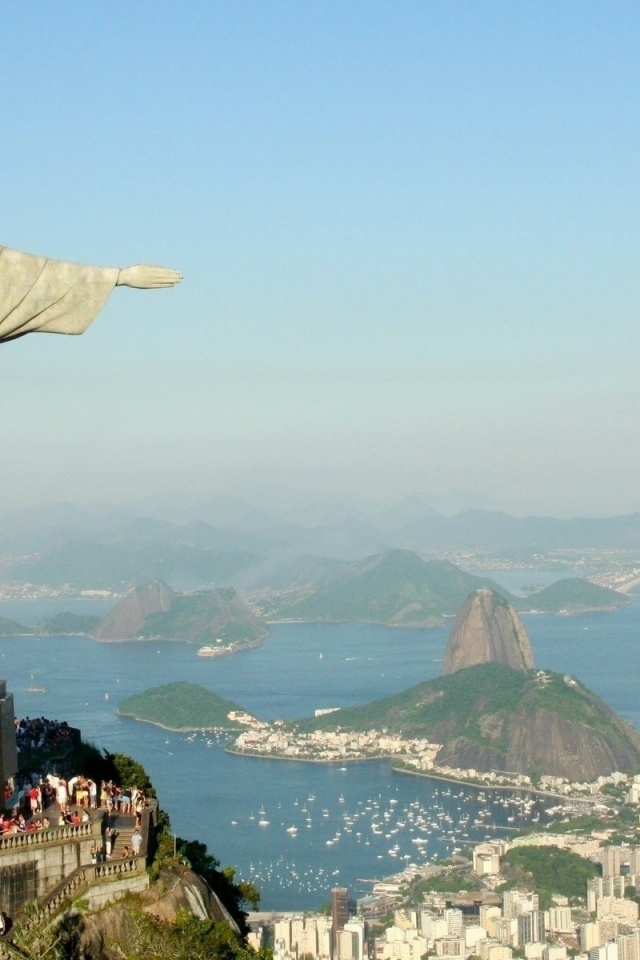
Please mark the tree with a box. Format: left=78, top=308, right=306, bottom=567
left=176, top=839, right=260, bottom=935
left=1, top=901, right=66, bottom=960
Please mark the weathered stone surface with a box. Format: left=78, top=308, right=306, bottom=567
left=94, top=581, right=175, bottom=641
left=75, top=863, right=238, bottom=959
left=442, top=587, right=534, bottom=675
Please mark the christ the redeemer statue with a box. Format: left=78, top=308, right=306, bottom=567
left=0, top=245, right=182, bottom=342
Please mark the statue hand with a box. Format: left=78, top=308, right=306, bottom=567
left=116, top=265, right=183, bottom=289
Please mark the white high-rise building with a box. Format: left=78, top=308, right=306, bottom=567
left=589, top=944, right=619, bottom=960
left=617, top=933, right=640, bottom=960
left=547, top=907, right=573, bottom=934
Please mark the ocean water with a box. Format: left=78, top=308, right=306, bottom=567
left=1, top=595, right=638, bottom=910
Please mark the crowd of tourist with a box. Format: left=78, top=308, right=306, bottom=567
left=14, top=716, right=74, bottom=752
left=2, top=716, right=148, bottom=860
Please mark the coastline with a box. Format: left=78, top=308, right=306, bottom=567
left=225, top=747, right=395, bottom=765
left=225, top=750, right=601, bottom=806
left=117, top=711, right=242, bottom=734
left=391, top=766, right=597, bottom=804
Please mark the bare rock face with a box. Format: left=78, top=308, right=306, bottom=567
left=94, top=580, right=175, bottom=640
left=75, top=864, right=240, bottom=960
left=442, top=587, right=534, bottom=675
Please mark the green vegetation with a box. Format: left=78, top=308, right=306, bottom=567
left=292, top=661, right=640, bottom=779
left=294, top=662, right=527, bottom=737
left=37, top=612, right=101, bottom=635
left=524, top=578, right=627, bottom=614
left=118, top=681, right=251, bottom=730
left=0, top=616, right=31, bottom=635
left=140, top=587, right=267, bottom=644
left=413, top=870, right=482, bottom=896
left=10, top=734, right=266, bottom=960
left=268, top=550, right=623, bottom=625
left=500, top=845, right=598, bottom=906
left=272, top=550, right=518, bottom=624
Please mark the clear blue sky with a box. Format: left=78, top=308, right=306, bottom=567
left=2, top=1, right=639, bottom=517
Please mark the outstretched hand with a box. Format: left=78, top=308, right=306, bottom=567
left=116, top=265, right=183, bottom=289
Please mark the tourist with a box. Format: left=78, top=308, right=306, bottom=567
left=131, top=828, right=143, bottom=855
left=28, top=784, right=41, bottom=816
left=104, top=825, right=116, bottom=858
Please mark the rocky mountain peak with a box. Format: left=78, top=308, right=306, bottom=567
left=94, top=580, right=175, bottom=640
left=442, top=587, right=534, bottom=676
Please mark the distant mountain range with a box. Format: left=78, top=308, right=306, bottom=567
left=2, top=550, right=626, bottom=640
left=2, top=499, right=640, bottom=594
left=264, top=550, right=626, bottom=625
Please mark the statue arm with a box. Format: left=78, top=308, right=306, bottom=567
left=0, top=248, right=182, bottom=342
left=116, top=265, right=183, bottom=289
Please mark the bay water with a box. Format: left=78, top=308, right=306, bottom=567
left=1, top=593, right=638, bottom=910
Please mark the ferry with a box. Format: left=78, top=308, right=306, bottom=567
left=197, top=642, right=225, bottom=657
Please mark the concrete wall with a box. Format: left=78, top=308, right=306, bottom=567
left=0, top=680, right=18, bottom=791
left=0, top=822, right=101, bottom=916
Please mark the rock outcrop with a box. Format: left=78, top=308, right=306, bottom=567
left=94, top=580, right=175, bottom=640
left=75, top=863, right=240, bottom=959
left=442, top=587, right=534, bottom=675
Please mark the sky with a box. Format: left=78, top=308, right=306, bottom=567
left=2, top=1, right=640, bottom=519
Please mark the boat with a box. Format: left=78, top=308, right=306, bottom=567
left=197, top=643, right=225, bottom=657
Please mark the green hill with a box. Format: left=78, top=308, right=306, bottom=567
left=0, top=617, right=32, bottom=636
left=271, top=549, right=518, bottom=625
left=293, top=662, right=640, bottom=781
left=37, top=612, right=101, bottom=635
left=268, top=549, right=624, bottom=625
left=140, top=587, right=268, bottom=644
left=500, top=845, right=598, bottom=906
left=523, top=578, right=627, bottom=614
left=118, top=681, right=252, bottom=730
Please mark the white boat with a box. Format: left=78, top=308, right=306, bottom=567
left=197, top=643, right=225, bottom=657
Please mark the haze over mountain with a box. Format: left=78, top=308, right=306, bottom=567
left=265, top=551, right=625, bottom=625
left=4, top=499, right=640, bottom=573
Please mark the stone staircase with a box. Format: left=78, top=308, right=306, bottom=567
left=103, top=810, right=138, bottom=859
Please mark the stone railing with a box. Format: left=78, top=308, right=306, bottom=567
left=0, top=820, right=97, bottom=852
left=42, top=855, right=144, bottom=913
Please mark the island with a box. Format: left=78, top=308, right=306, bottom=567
left=119, top=591, right=640, bottom=796
left=117, top=681, right=261, bottom=731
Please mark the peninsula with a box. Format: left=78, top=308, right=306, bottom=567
left=228, top=590, right=640, bottom=784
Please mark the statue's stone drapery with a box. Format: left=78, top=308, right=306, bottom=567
left=0, top=246, right=119, bottom=342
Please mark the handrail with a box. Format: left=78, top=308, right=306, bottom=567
left=42, top=855, right=145, bottom=912
left=0, top=820, right=97, bottom=852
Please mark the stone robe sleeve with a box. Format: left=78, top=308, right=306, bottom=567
left=0, top=246, right=119, bottom=342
